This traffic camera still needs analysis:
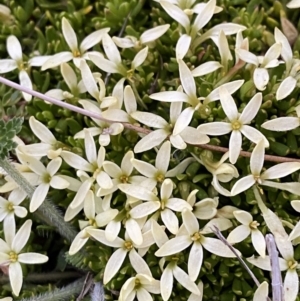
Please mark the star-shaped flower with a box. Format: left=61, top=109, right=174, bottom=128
left=231, top=139, right=300, bottom=196
left=0, top=35, right=50, bottom=101
left=155, top=209, right=237, bottom=281
left=0, top=220, right=48, bottom=296
left=42, top=17, right=109, bottom=69
left=197, top=87, right=268, bottom=164
left=227, top=210, right=266, bottom=257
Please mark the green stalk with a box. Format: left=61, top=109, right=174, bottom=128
left=0, top=157, right=76, bottom=242
left=19, top=277, right=86, bottom=301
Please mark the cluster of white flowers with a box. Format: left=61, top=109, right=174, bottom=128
left=2, top=0, right=300, bottom=300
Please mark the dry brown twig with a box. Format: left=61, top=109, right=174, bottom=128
left=0, top=75, right=300, bottom=165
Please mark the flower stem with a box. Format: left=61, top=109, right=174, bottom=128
left=0, top=75, right=299, bottom=164
left=0, top=157, right=76, bottom=242
left=19, top=277, right=86, bottom=301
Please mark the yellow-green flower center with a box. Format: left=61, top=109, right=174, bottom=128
left=191, top=232, right=201, bottom=241
left=72, top=50, right=81, bottom=57
left=134, top=278, right=141, bottom=289
left=231, top=120, right=241, bottom=130
left=124, top=241, right=133, bottom=250
left=249, top=221, right=260, bottom=230
left=9, top=251, right=18, bottom=262
left=88, top=218, right=97, bottom=227
left=6, top=202, right=14, bottom=212
left=156, top=173, right=165, bottom=183
left=119, top=175, right=129, bottom=183
left=288, top=260, right=298, bottom=270
left=42, top=173, right=52, bottom=184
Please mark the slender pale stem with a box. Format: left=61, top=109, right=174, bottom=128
left=0, top=157, right=76, bottom=242
left=0, top=75, right=299, bottom=164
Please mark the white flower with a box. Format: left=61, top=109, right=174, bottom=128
left=119, top=273, right=160, bottom=301
left=235, top=43, right=282, bottom=90
left=119, top=179, right=192, bottom=234
left=0, top=35, right=50, bottom=101
left=155, top=209, right=237, bottom=281
left=97, top=150, right=146, bottom=196
left=69, top=191, right=118, bottom=255
left=234, top=30, right=249, bottom=65
left=42, top=17, right=109, bottom=69
left=87, top=229, right=155, bottom=284
left=89, top=33, right=148, bottom=79
left=113, top=24, right=170, bottom=48
left=18, top=154, right=69, bottom=212
left=0, top=189, right=27, bottom=235
left=131, top=100, right=209, bottom=152
left=150, top=63, right=244, bottom=135
left=192, top=151, right=239, bottom=197
left=45, top=63, right=87, bottom=101
left=227, top=210, right=266, bottom=257
left=274, top=28, right=299, bottom=100
left=0, top=220, right=48, bottom=296
left=231, top=139, right=300, bottom=196
left=18, top=116, right=65, bottom=159
left=261, top=104, right=300, bottom=132
left=287, top=0, right=300, bottom=8
left=215, top=30, right=232, bottom=72
left=198, top=87, right=268, bottom=164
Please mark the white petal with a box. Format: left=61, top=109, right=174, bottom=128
left=62, top=17, right=78, bottom=51
left=50, top=176, right=69, bottom=189
left=105, top=220, right=121, bottom=242
left=155, top=235, right=192, bottom=256
left=274, top=27, right=293, bottom=68
left=233, top=210, right=252, bottom=224
left=188, top=242, right=203, bottom=281
left=19, top=70, right=32, bottom=101
left=130, top=201, right=160, bottom=219
left=28, top=55, right=52, bottom=67
left=88, top=53, right=120, bottom=73
left=176, top=34, right=191, bottom=60
left=229, top=130, right=242, bottom=164
left=284, top=270, right=299, bottom=301
left=206, top=80, right=244, bottom=102
left=18, top=252, right=48, bottom=264
left=9, top=262, right=23, bottom=296
left=41, top=52, right=73, bottom=70
left=12, top=219, right=32, bottom=253
left=124, top=85, right=137, bottom=114
left=239, top=93, right=262, bottom=124
left=262, top=43, right=281, bottom=66
left=160, top=2, right=190, bottom=30
left=7, top=35, right=22, bottom=62
left=121, top=151, right=134, bottom=176
left=156, top=141, right=171, bottom=173
left=134, top=129, right=168, bottom=153
left=112, top=36, right=135, bottom=48
left=80, top=28, right=109, bottom=52
left=141, top=24, right=170, bottom=44
left=131, top=159, right=157, bottom=178
left=129, top=249, right=151, bottom=276
left=86, top=228, right=124, bottom=247
left=183, top=209, right=199, bottom=235
left=30, top=183, right=49, bottom=212
left=104, top=248, right=127, bottom=284
left=253, top=281, right=269, bottom=301
left=61, top=151, right=93, bottom=172
left=191, top=0, right=216, bottom=33
left=173, top=107, right=195, bottom=135
left=0, top=59, right=17, bottom=73
left=95, top=209, right=118, bottom=227
left=131, top=46, right=148, bottom=69
left=263, top=181, right=300, bottom=195
left=136, top=288, right=152, bottom=301
left=201, top=217, right=233, bottom=233
left=212, top=176, right=232, bottom=196
left=235, top=49, right=258, bottom=65
left=131, top=111, right=168, bottom=128
left=287, top=0, right=300, bottom=8
left=250, top=139, right=265, bottom=175
left=247, top=255, right=286, bottom=271
left=178, top=59, right=196, bottom=99
left=231, top=175, right=255, bottom=196
left=191, top=61, right=222, bottom=77
left=102, top=33, right=121, bottom=64
left=173, top=265, right=200, bottom=295
left=170, top=134, right=187, bottom=149
left=197, top=122, right=231, bottom=135
left=161, top=208, right=179, bottom=234
left=251, top=229, right=266, bottom=257
left=227, top=225, right=250, bottom=243
left=276, top=76, right=297, bottom=100
left=253, top=67, right=269, bottom=91
left=262, top=116, right=300, bottom=132
left=47, top=157, right=62, bottom=176
left=70, top=179, right=93, bottom=208
left=80, top=60, right=99, bottom=100
left=219, top=86, right=238, bottom=120
left=150, top=91, right=191, bottom=103
left=262, top=162, right=300, bottom=180
left=96, top=171, right=113, bottom=189
left=118, top=183, right=158, bottom=201
left=125, top=218, right=143, bottom=246
left=170, top=101, right=183, bottom=123
left=161, top=265, right=173, bottom=301
left=202, top=236, right=238, bottom=257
